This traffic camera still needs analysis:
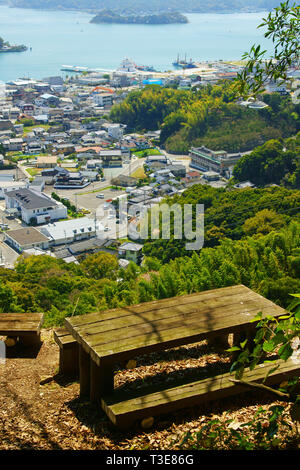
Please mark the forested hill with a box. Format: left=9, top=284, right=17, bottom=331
left=109, top=83, right=300, bottom=154
left=7, top=0, right=281, bottom=13
left=90, top=10, right=188, bottom=24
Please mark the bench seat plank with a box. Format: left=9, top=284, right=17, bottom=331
left=53, top=328, right=77, bottom=349
left=101, top=358, right=300, bottom=428
left=53, top=328, right=79, bottom=376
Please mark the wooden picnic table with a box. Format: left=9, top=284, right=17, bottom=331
left=0, top=312, right=44, bottom=346
left=64, top=284, right=286, bottom=405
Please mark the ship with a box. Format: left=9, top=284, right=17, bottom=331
left=117, top=58, right=157, bottom=73
left=61, top=65, right=91, bottom=73
left=172, top=54, right=197, bottom=69
left=135, top=64, right=156, bottom=72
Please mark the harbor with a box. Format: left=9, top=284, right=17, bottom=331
left=60, top=57, right=244, bottom=84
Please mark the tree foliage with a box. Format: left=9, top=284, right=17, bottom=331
left=233, top=133, right=300, bottom=188
left=237, top=1, right=300, bottom=97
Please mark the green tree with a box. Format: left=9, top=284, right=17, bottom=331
left=237, top=1, right=300, bottom=97
left=243, top=209, right=287, bottom=236
left=81, top=252, right=119, bottom=280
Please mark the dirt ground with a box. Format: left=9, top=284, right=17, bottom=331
left=0, top=329, right=298, bottom=450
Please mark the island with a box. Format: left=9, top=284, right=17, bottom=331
left=90, top=10, right=188, bottom=25
left=0, top=36, right=27, bottom=53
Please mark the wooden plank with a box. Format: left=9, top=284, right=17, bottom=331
left=77, top=297, right=282, bottom=347
left=67, top=285, right=249, bottom=328
left=0, top=313, right=44, bottom=336
left=86, top=303, right=285, bottom=365
left=101, top=358, right=300, bottom=428
left=0, top=313, right=44, bottom=321
left=58, top=343, right=79, bottom=376
left=73, top=291, right=266, bottom=339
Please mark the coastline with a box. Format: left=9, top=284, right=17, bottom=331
left=4, top=4, right=270, bottom=15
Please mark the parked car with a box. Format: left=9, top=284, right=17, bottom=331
left=96, top=193, right=104, bottom=199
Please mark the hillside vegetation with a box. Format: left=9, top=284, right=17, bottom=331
left=109, top=83, right=300, bottom=153
left=233, top=133, right=300, bottom=189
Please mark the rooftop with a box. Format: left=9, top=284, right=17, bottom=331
left=6, top=227, right=49, bottom=245
left=119, top=242, right=143, bottom=252
left=5, top=188, right=58, bottom=210
left=39, top=217, right=103, bottom=240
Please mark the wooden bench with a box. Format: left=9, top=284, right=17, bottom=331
left=101, top=357, right=300, bottom=429
left=0, top=312, right=44, bottom=347
left=53, top=328, right=79, bottom=376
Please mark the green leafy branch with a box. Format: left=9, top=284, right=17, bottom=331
left=237, top=1, right=300, bottom=98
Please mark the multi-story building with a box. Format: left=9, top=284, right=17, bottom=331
left=189, top=146, right=244, bottom=175
left=5, top=188, right=68, bottom=225
left=100, top=150, right=123, bottom=167
left=92, top=93, right=113, bottom=107
left=107, top=124, right=123, bottom=141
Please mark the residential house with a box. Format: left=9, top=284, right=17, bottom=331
left=36, top=155, right=58, bottom=169
left=26, top=141, right=43, bottom=154
left=92, top=93, right=113, bottom=108
left=111, top=175, right=137, bottom=188
left=20, top=103, right=35, bottom=116
left=107, top=124, right=123, bottom=141
left=36, top=93, right=60, bottom=107
left=3, top=138, right=24, bottom=152
left=118, top=242, right=143, bottom=264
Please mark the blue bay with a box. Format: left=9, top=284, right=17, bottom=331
left=0, top=5, right=272, bottom=82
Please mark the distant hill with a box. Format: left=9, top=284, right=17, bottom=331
left=90, top=10, right=188, bottom=24
left=7, top=0, right=282, bottom=14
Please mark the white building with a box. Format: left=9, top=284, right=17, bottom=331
left=0, top=180, right=29, bottom=199
left=4, top=188, right=68, bottom=225
left=39, top=217, right=103, bottom=246
left=92, top=93, right=113, bottom=107
left=107, top=124, right=123, bottom=140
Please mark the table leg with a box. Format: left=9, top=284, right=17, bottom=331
left=79, top=346, right=90, bottom=397
left=90, top=360, right=114, bottom=403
